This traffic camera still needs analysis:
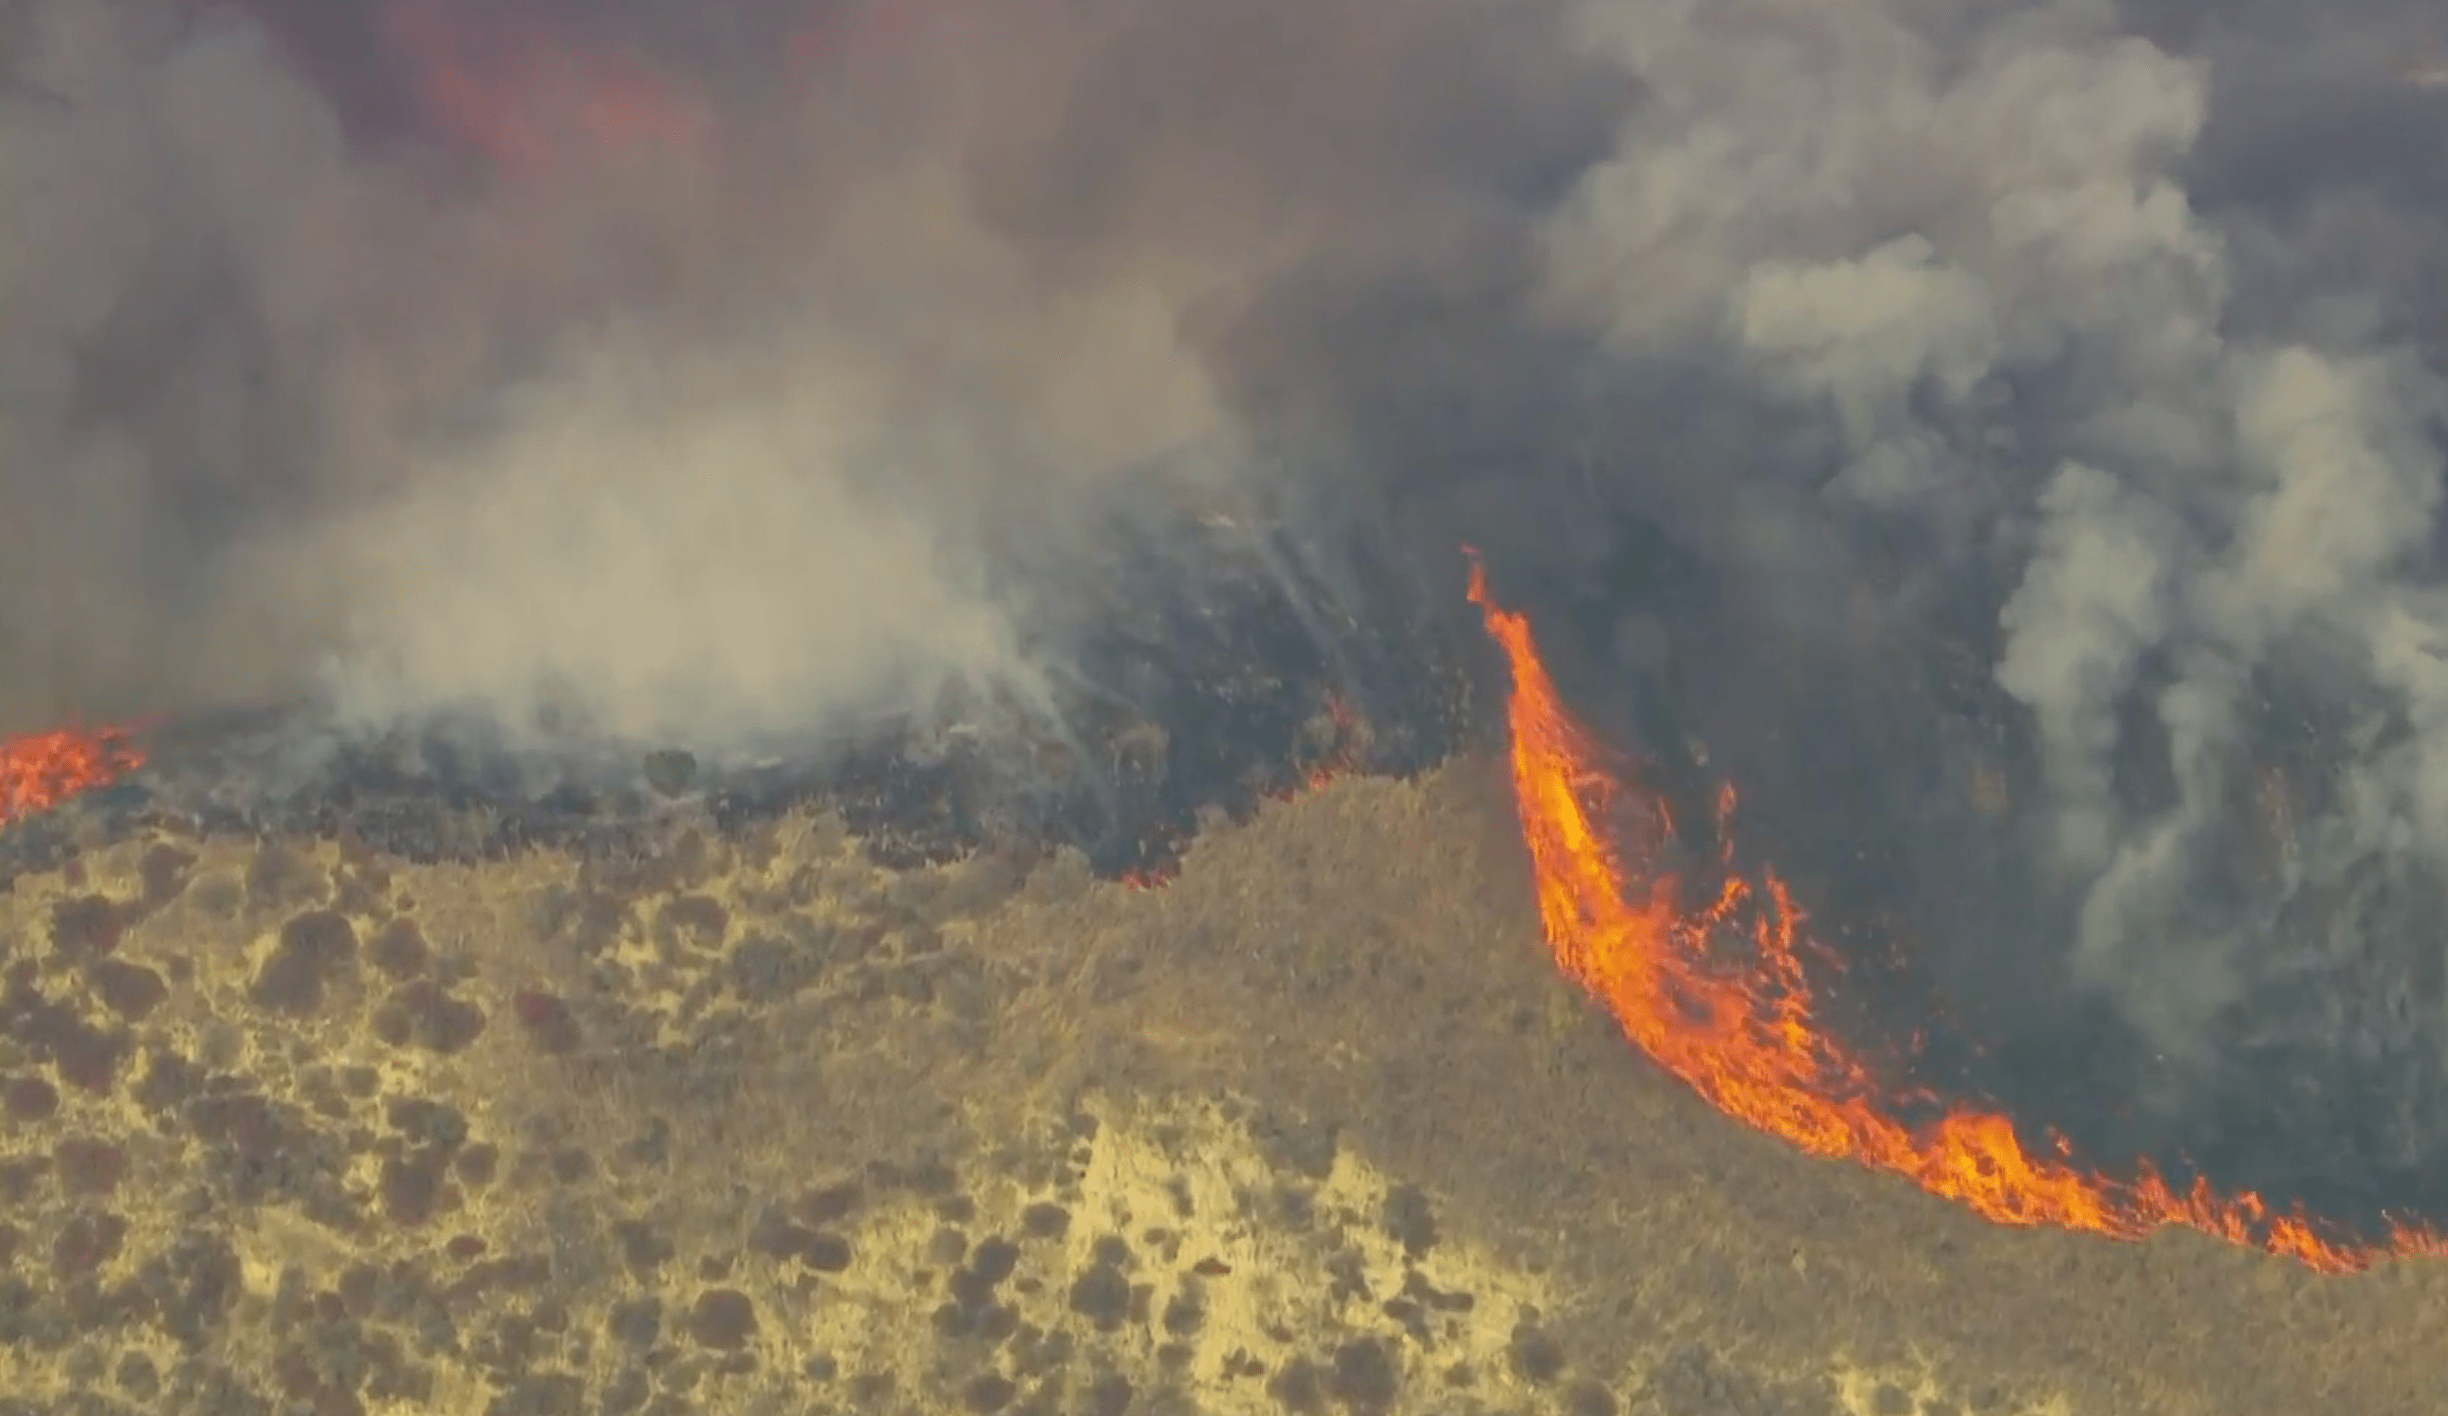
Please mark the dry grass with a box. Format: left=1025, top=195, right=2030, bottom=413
left=0, top=758, right=2443, bottom=1415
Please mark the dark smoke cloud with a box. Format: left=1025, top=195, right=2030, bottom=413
left=12, top=0, right=2448, bottom=1194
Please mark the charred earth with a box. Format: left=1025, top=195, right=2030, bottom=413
left=1, top=483, right=1467, bottom=891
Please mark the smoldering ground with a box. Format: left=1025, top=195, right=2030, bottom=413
left=12, top=0, right=2448, bottom=1219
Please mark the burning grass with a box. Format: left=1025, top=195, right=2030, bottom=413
left=0, top=726, right=143, bottom=828
left=1467, top=556, right=2448, bottom=1273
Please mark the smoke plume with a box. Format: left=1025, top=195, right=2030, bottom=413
left=12, top=0, right=2448, bottom=1196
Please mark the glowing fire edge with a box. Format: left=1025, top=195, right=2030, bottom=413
left=1464, top=550, right=2447, bottom=1274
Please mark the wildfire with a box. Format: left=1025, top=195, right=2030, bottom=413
left=1466, top=556, right=2448, bottom=1274
left=0, top=726, right=144, bottom=830
left=8, top=549, right=2440, bottom=1271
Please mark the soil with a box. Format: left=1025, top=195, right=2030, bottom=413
left=1, top=759, right=2444, bottom=1416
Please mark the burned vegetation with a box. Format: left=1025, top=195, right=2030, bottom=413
left=1, top=497, right=1469, bottom=889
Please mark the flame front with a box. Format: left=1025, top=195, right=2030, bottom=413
left=0, top=726, right=143, bottom=830
left=1467, top=557, right=2448, bottom=1274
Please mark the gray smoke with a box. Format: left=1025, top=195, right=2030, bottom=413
left=11, top=0, right=2448, bottom=1173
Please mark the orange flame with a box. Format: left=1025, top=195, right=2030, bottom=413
left=0, top=726, right=144, bottom=830
left=1466, top=555, right=2448, bottom=1273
